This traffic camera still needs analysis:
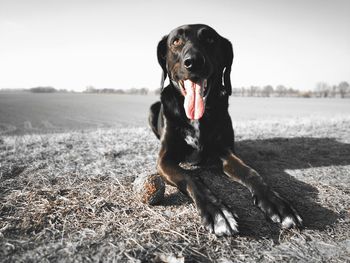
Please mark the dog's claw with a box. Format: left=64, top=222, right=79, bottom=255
left=202, top=215, right=214, bottom=233
left=281, top=216, right=296, bottom=228
left=201, top=206, right=239, bottom=236
left=199, top=198, right=239, bottom=236
left=271, top=214, right=281, bottom=223
left=214, top=214, right=231, bottom=236
left=253, top=189, right=303, bottom=229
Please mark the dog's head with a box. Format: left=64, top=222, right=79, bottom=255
left=157, top=24, right=233, bottom=120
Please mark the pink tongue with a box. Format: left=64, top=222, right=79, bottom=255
left=183, top=80, right=204, bottom=120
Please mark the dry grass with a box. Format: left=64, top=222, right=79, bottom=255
left=1, top=117, right=349, bottom=262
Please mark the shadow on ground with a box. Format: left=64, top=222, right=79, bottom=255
left=159, top=137, right=350, bottom=241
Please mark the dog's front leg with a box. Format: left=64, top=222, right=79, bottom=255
left=157, top=148, right=239, bottom=236
left=221, top=150, right=303, bottom=228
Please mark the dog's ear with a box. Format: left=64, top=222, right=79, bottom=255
left=220, top=37, right=234, bottom=96
left=157, top=35, right=168, bottom=90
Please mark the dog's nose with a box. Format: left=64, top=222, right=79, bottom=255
left=184, top=57, right=193, bottom=69
left=183, top=52, right=205, bottom=71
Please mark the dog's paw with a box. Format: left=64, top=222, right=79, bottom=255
left=196, top=185, right=239, bottom=236
left=201, top=203, right=239, bottom=236
left=253, top=189, right=303, bottom=229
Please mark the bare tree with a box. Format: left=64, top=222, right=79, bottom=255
left=139, top=87, right=149, bottom=95
left=231, top=88, right=241, bottom=96
left=287, top=87, right=299, bottom=97
left=248, top=86, right=260, bottom=97
left=276, top=85, right=287, bottom=97
left=316, top=82, right=331, bottom=98
left=84, top=86, right=97, bottom=93
left=261, top=85, right=274, bottom=97
left=338, top=81, right=350, bottom=98
left=330, top=85, right=338, bottom=98
left=240, top=87, right=246, bottom=97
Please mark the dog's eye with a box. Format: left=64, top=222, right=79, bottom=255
left=172, top=38, right=182, bottom=46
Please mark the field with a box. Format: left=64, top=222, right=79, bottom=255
left=0, top=93, right=350, bottom=262
left=1, top=93, right=349, bottom=134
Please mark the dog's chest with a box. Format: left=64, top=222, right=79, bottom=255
left=183, top=121, right=203, bottom=163
left=184, top=121, right=201, bottom=149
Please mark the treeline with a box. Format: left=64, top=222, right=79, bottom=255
left=29, top=87, right=71, bottom=93
left=20, top=81, right=350, bottom=98
left=232, top=81, right=350, bottom=98
left=83, top=86, right=149, bottom=95
left=27, top=86, right=150, bottom=95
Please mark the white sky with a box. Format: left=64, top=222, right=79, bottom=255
left=0, top=0, right=349, bottom=91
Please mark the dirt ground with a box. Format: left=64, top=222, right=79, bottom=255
left=1, top=116, right=350, bottom=262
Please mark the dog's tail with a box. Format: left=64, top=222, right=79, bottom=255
left=148, top=101, right=162, bottom=139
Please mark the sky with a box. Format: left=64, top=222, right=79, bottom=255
left=0, top=0, right=349, bottom=91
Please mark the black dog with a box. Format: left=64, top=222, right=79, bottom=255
left=149, top=24, right=302, bottom=236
